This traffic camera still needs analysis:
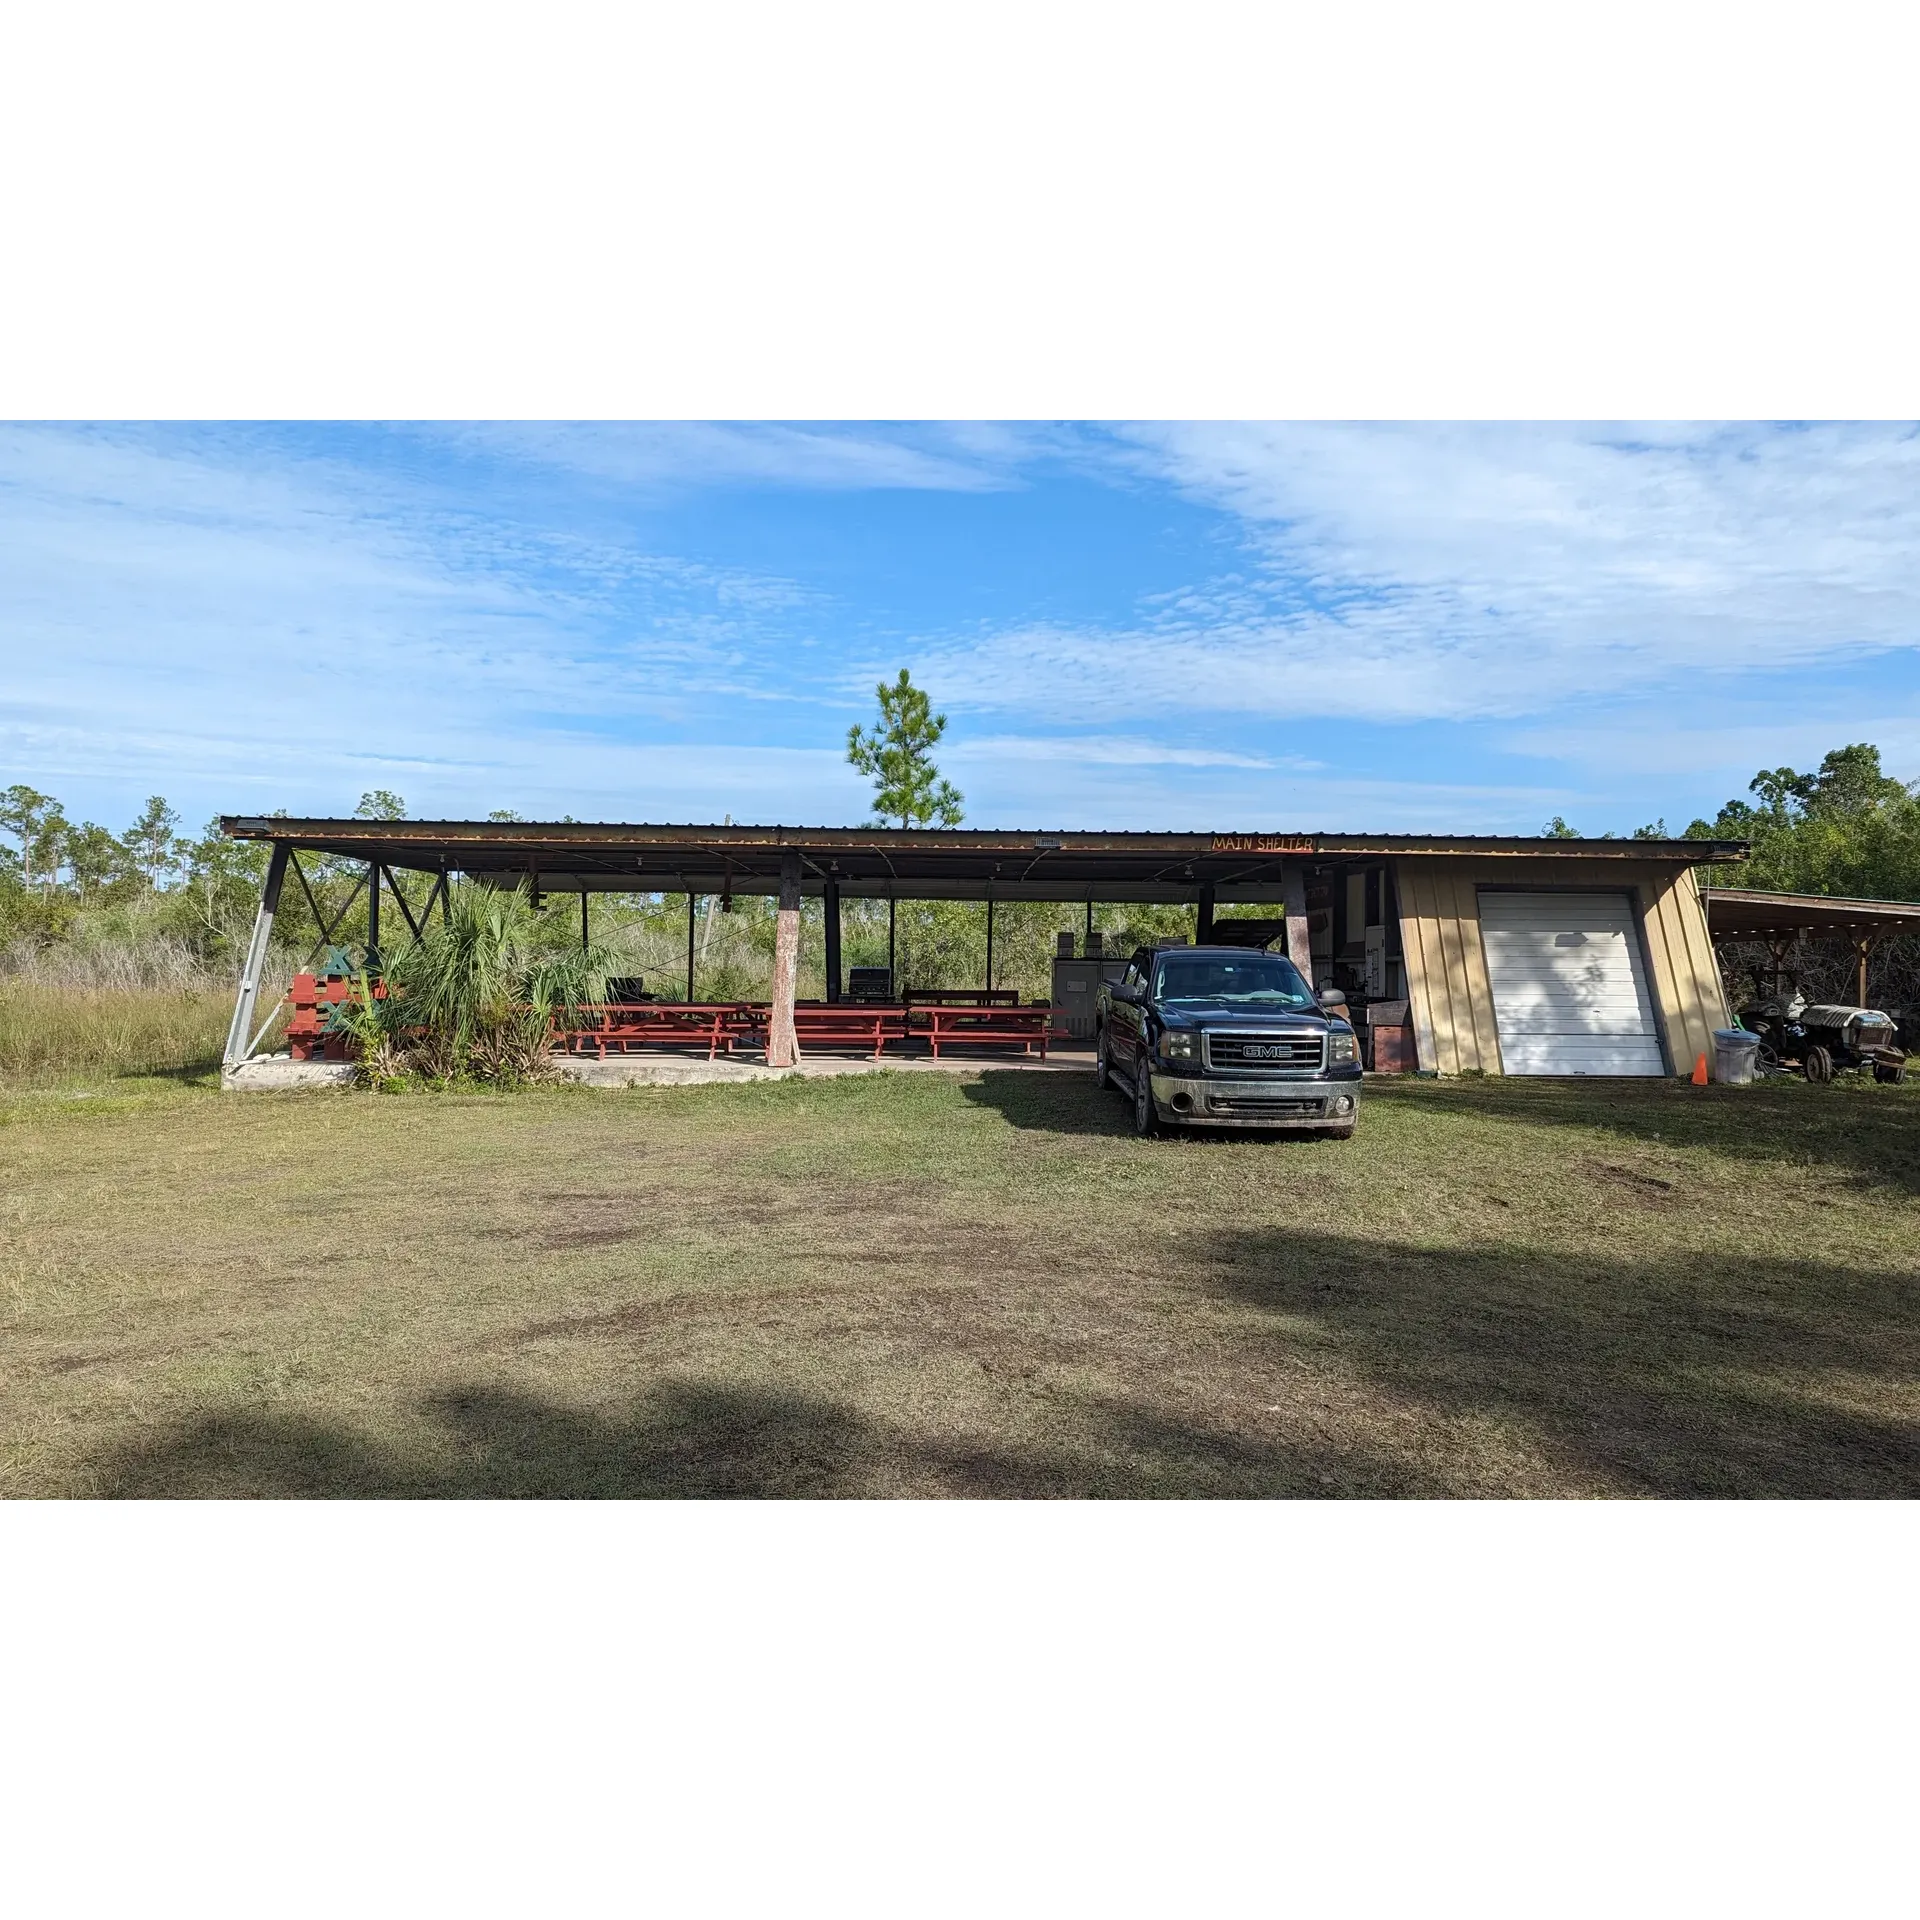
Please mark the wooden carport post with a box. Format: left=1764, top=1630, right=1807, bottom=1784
left=768, top=850, right=803, bottom=1067
left=1281, top=864, right=1313, bottom=980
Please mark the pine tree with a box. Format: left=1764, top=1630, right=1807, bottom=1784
left=846, top=671, right=964, bottom=830
left=125, top=795, right=183, bottom=887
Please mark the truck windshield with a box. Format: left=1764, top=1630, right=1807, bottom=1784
left=1153, top=953, right=1316, bottom=1010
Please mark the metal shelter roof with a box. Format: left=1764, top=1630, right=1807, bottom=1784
left=223, top=817, right=1749, bottom=904
left=1702, top=887, right=1920, bottom=942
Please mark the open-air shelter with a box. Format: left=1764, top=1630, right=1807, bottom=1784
left=1701, top=887, right=1920, bottom=1006
left=219, top=817, right=1749, bottom=1079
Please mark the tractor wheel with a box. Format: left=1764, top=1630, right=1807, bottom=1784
left=1754, top=1041, right=1780, bottom=1078
left=1804, top=1045, right=1834, bottom=1085
left=1875, top=1059, right=1907, bottom=1085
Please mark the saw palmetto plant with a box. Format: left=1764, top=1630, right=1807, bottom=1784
left=329, top=882, right=611, bottom=1085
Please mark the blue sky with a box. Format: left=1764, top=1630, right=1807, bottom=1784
left=4, top=420, right=1919, bottom=839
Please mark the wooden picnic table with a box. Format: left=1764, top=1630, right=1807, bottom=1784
left=569, top=1003, right=761, bottom=1062
left=790, top=1003, right=908, bottom=1060
left=917, top=1003, right=1063, bottom=1060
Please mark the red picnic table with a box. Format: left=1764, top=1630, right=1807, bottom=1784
left=569, top=1003, right=763, bottom=1062
left=916, top=1003, right=1064, bottom=1060
left=790, top=1002, right=908, bottom=1060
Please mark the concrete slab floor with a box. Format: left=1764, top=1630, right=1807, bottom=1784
left=223, top=1047, right=1095, bottom=1091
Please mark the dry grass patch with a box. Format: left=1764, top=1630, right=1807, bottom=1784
left=1, top=1069, right=1916, bottom=1498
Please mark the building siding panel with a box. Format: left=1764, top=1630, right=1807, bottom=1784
left=1387, top=854, right=1725, bottom=1078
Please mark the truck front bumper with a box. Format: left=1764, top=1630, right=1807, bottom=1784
left=1147, top=1071, right=1360, bottom=1130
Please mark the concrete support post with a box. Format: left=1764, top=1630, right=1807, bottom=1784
left=366, top=858, right=381, bottom=969
left=686, top=891, right=697, bottom=1002
left=824, top=881, right=842, bottom=1003
left=887, top=895, right=896, bottom=996
left=223, top=842, right=289, bottom=1070
left=1282, top=864, right=1313, bottom=981
left=581, top=889, right=590, bottom=954
left=768, top=851, right=803, bottom=1067
left=1196, top=883, right=1215, bottom=943
left=985, top=896, right=995, bottom=990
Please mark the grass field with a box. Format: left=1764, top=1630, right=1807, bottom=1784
left=2, top=1063, right=1916, bottom=1498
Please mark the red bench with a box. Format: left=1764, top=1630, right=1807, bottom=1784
left=286, top=972, right=371, bottom=1061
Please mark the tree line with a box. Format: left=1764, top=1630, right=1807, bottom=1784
left=6, top=724, right=1918, bottom=998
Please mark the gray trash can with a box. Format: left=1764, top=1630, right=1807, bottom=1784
left=1712, top=1027, right=1762, bottom=1085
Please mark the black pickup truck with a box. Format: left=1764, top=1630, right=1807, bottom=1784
left=1094, top=945, right=1362, bottom=1138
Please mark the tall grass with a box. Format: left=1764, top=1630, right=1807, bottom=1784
left=0, top=936, right=297, bottom=1088
left=0, top=981, right=237, bottom=1086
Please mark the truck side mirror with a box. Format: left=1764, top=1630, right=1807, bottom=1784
left=1318, top=988, right=1347, bottom=1009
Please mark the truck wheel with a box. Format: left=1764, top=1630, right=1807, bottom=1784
left=1804, top=1045, right=1834, bottom=1084
left=1095, top=1025, right=1114, bottom=1091
left=1323, top=1126, right=1355, bottom=1141
left=1131, top=1061, right=1159, bottom=1137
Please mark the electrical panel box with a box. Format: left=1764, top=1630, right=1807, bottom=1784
left=1051, top=956, right=1128, bottom=1039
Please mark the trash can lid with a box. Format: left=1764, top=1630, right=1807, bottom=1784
left=1713, top=1028, right=1761, bottom=1045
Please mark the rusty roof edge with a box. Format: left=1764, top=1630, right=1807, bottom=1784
left=219, top=817, right=1749, bottom=862
left=1702, top=886, right=1920, bottom=916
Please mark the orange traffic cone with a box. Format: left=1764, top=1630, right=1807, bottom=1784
left=1691, top=1051, right=1709, bottom=1086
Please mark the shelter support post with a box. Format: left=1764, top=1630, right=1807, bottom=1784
left=1196, top=883, right=1215, bottom=943
left=768, top=852, right=802, bottom=1066
left=1858, top=934, right=1877, bottom=1009
left=366, top=859, right=381, bottom=969
left=223, top=842, right=289, bottom=1071
left=887, top=894, right=896, bottom=993
left=686, top=892, right=697, bottom=1002
left=985, top=896, right=995, bottom=990
left=582, top=889, right=590, bottom=954
left=1282, top=864, right=1312, bottom=980
left=825, top=880, right=842, bottom=1003
left=1086, top=898, right=1093, bottom=944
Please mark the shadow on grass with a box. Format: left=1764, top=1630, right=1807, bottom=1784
left=94, top=1378, right=1410, bottom=1501
left=961, top=1070, right=1129, bottom=1136
left=1375, top=1074, right=1920, bottom=1196
left=1205, top=1226, right=1920, bottom=1498
left=962, top=1069, right=1371, bottom=1150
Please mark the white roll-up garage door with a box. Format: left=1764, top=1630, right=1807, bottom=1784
left=1477, top=891, right=1666, bottom=1076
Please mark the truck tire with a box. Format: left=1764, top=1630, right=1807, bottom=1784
left=1131, top=1060, right=1159, bottom=1137
left=1095, top=1024, right=1115, bottom=1091
left=1804, top=1045, right=1834, bottom=1084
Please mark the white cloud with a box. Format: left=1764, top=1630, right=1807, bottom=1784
left=951, top=734, right=1299, bottom=770
left=909, top=423, right=1920, bottom=724
left=426, top=422, right=1023, bottom=495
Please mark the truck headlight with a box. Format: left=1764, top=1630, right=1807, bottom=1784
left=1158, top=1031, right=1195, bottom=1061
left=1328, top=1031, right=1357, bottom=1065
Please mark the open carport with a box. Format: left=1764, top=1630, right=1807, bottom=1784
left=217, top=817, right=1749, bottom=1078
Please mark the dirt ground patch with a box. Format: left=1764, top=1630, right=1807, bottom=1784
left=2, top=1069, right=1916, bottom=1497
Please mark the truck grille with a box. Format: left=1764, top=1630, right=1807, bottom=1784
left=1203, top=1030, right=1325, bottom=1073
left=1208, top=1094, right=1327, bottom=1115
